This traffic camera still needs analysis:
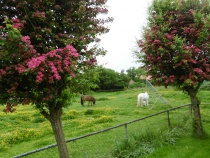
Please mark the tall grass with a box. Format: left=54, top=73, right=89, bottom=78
left=112, top=115, right=193, bottom=158
left=0, top=86, right=209, bottom=157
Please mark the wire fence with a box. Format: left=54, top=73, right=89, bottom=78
left=13, top=103, right=191, bottom=158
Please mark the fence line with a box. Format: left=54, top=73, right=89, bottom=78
left=13, top=103, right=191, bottom=158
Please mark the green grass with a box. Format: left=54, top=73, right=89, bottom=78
left=0, top=86, right=209, bottom=157
left=147, top=132, right=210, bottom=158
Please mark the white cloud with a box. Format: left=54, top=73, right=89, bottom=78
left=97, top=0, right=153, bottom=72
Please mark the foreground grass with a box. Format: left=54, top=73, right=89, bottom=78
left=0, top=86, right=209, bottom=157
left=146, top=135, right=210, bottom=158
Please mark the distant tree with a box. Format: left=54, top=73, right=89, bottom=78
left=136, top=67, right=147, bottom=77
left=137, top=0, right=210, bottom=136
left=95, top=67, right=128, bottom=91
left=0, top=0, right=112, bottom=157
left=126, top=67, right=137, bottom=80
left=126, top=67, right=146, bottom=82
left=120, top=70, right=130, bottom=87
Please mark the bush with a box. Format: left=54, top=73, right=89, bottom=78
left=129, top=82, right=145, bottom=88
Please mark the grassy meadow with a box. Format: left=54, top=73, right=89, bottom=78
left=0, top=86, right=210, bottom=157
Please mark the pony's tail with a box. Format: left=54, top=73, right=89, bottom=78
left=81, top=96, right=84, bottom=106
left=93, top=97, right=96, bottom=105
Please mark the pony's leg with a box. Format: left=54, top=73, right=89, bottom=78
left=137, top=99, right=140, bottom=107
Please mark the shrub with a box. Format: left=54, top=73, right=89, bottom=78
left=129, top=82, right=145, bottom=88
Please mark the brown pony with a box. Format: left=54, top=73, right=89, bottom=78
left=81, top=95, right=96, bottom=106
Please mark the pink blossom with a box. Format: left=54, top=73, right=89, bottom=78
left=66, top=45, right=79, bottom=58
left=165, top=33, right=173, bottom=40
left=0, top=69, right=6, bottom=75
left=27, top=56, right=46, bottom=69
left=190, top=28, right=195, bottom=34
left=80, top=36, right=85, bottom=40
left=189, top=59, right=197, bottom=64
left=6, top=67, right=10, bottom=70
left=171, top=30, right=177, bottom=34
left=34, top=10, right=46, bottom=18
left=15, top=64, right=26, bottom=73
left=138, top=40, right=144, bottom=47
left=54, top=73, right=61, bottom=80
left=48, top=74, right=54, bottom=83
left=12, top=23, right=24, bottom=29
left=153, top=39, right=161, bottom=45
left=194, top=48, right=201, bottom=53
left=35, top=71, right=44, bottom=83
left=21, top=36, right=31, bottom=44
left=188, top=9, right=194, bottom=14
left=54, top=5, right=61, bottom=9
left=12, top=18, right=20, bottom=23
left=70, top=71, right=76, bottom=77
left=193, top=68, right=203, bottom=74
left=26, top=45, right=79, bottom=84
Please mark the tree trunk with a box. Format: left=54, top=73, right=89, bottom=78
left=188, top=89, right=203, bottom=136
left=48, top=107, right=70, bottom=158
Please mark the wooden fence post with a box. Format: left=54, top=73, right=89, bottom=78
left=167, top=110, right=171, bottom=128
left=125, top=124, right=128, bottom=140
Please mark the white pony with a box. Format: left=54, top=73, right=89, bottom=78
left=137, top=92, right=149, bottom=107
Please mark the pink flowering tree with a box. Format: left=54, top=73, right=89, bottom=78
left=0, top=0, right=112, bottom=157
left=137, top=0, right=210, bottom=136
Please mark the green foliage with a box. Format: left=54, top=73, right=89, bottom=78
left=94, top=66, right=129, bottom=91
left=127, top=67, right=147, bottom=80
left=129, top=82, right=145, bottom=88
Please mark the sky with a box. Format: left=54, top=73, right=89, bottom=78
left=97, top=0, right=153, bottom=72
